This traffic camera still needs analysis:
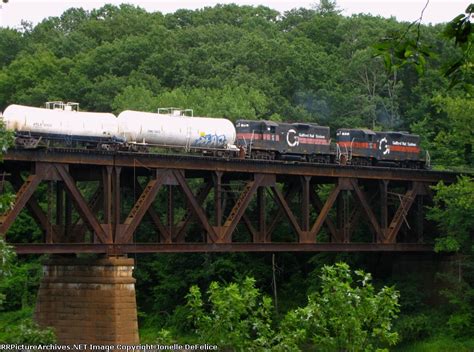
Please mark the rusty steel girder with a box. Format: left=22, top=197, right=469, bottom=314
left=0, top=149, right=462, bottom=254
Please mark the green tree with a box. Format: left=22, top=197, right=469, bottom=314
left=428, top=176, right=474, bottom=253
left=186, top=277, right=275, bottom=351
left=427, top=176, right=474, bottom=337
left=412, top=96, right=474, bottom=170
left=277, top=262, right=400, bottom=351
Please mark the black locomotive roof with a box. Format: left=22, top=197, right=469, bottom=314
left=337, top=128, right=376, bottom=135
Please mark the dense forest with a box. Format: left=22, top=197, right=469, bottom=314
left=0, top=1, right=473, bottom=350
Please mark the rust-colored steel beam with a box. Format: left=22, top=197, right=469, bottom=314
left=385, top=182, right=422, bottom=243
left=13, top=242, right=434, bottom=254
left=175, top=182, right=213, bottom=243
left=68, top=187, right=103, bottom=243
left=0, top=173, right=43, bottom=235
left=220, top=174, right=265, bottom=242
left=310, top=190, right=338, bottom=241
left=270, top=185, right=304, bottom=241
left=4, top=149, right=460, bottom=183
left=267, top=182, right=299, bottom=240
left=119, top=173, right=166, bottom=244
left=133, top=178, right=170, bottom=243
left=350, top=179, right=383, bottom=242
left=222, top=185, right=259, bottom=242
left=309, top=184, right=341, bottom=240
left=10, top=173, right=59, bottom=242
left=1, top=149, right=461, bottom=254
left=173, top=170, right=218, bottom=243
left=55, top=164, right=109, bottom=244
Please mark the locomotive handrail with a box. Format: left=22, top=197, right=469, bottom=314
left=249, top=130, right=255, bottom=156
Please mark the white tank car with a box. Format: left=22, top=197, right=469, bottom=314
left=2, top=104, right=120, bottom=144
left=117, top=110, right=237, bottom=149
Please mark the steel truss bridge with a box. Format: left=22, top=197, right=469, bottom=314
left=0, top=148, right=459, bottom=255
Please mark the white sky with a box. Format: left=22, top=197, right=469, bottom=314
left=0, top=0, right=470, bottom=29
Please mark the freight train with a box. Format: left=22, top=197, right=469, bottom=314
left=0, top=102, right=429, bottom=168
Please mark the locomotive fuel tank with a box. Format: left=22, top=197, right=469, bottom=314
left=117, top=110, right=237, bottom=149
left=2, top=104, right=120, bottom=143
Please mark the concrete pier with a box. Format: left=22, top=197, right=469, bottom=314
left=35, top=257, right=139, bottom=344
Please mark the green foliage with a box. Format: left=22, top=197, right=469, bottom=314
left=0, top=2, right=456, bottom=130
left=395, top=312, right=439, bottom=343
left=393, top=334, right=474, bottom=352
left=442, top=4, right=474, bottom=90
left=0, top=120, right=14, bottom=157
left=113, top=85, right=269, bottom=120
left=0, top=239, right=15, bottom=308
left=277, top=262, right=400, bottom=351
left=4, top=319, right=56, bottom=344
left=0, top=260, right=43, bottom=311
left=186, top=277, right=275, bottom=351
left=414, top=96, right=474, bottom=170
left=428, top=177, right=474, bottom=253
left=175, top=263, right=400, bottom=351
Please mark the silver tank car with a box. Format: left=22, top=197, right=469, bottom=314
left=117, top=110, right=237, bottom=149
left=2, top=104, right=120, bottom=145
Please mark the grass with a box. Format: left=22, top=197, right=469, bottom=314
left=394, top=335, right=474, bottom=351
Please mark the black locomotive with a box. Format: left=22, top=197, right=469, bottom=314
left=235, top=120, right=427, bottom=168
left=336, top=129, right=425, bottom=168
left=235, top=120, right=331, bottom=163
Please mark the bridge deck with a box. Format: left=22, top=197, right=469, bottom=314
left=4, top=148, right=459, bottom=182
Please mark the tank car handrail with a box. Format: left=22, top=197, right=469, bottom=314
left=157, top=107, right=194, bottom=117
left=45, top=101, right=79, bottom=112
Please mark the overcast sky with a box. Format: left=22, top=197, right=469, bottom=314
left=0, top=0, right=469, bottom=29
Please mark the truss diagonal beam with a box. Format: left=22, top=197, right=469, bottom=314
left=120, top=174, right=166, bottom=244
left=221, top=174, right=265, bottom=242
left=55, top=164, right=110, bottom=244
left=0, top=174, right=43, bottom=235
left=270, top=185, right=303, bottom=241
left=386, top=183, right=421, bottom=243
left=310, top=190, right=338, bottom=241
left=174, top=182, right=213, bottom=243
left=221, top=185, right=259, bottom=242
left=350, top=179, right=383, bottom=242
left=309, top=184, right=341, bottom=241
left=267, top=183, right=299, bottom=239
left=10, top=173, right=59, bottom=242
left=134, top=178, right=170, bottom=243
left=173, top=170, right=218, bottom=243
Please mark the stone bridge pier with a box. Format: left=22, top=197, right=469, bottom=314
left=35, top=256, right=139, bottom=345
